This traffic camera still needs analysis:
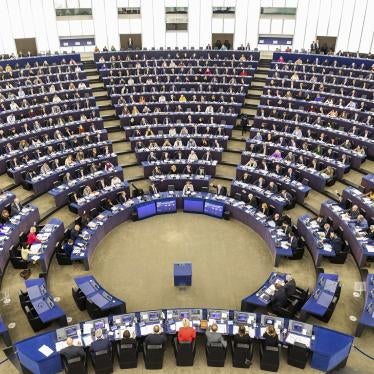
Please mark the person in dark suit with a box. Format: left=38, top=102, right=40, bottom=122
left=233, top=325, right=251, bottom=345
left=262, top=325, right=279, bottom=347
left=63, top=239, right=74, bottom=257
left=247, top=193, right=258, bottom=208
left=330, top=232, right=344, bottom=253
left=10, top=198, right=22, bottom=215
left=289, top=232, right=298, bottom=250
left=210, top=183, right=227, bottom=196
left=348, top=205, right=360, bottom=219
left=260, top=202, right=269, bottom=216
left=90, top=329, right=111, bottom=353
left=117, top=191, right=127, bottom=204
left=267, top=181, right=278, bottom=193
left=144, top=325, right=167, bottom=349
left=70, top=224, right=81, bottom=241
left=255, top=177, right=266, bottom=189
left=271, top=283, right=287, bottom=313
left=316, top=215, right=328, bottom=227
left=323, top=223, right=333, bottom=238
left=284, top=274, right=296, bottom=297
left=241, top=172, right=251, bottom=184
left=60, top=337, right=85, bottom=361
left=120, top=329, right=137, bottom=347
left=272, top=213, right=283, bottom=226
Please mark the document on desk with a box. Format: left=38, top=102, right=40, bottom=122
left=83, top=335, right=93, bottom=346
left=324, top=279, right=338, bottom=293
left=140, top=324, right=157, bottom=336
left=316, top=291, right=333, bottom=308
left=286, top=333, right=311, bottom=348
left=38, top=344, right=54, bottom=357
left=216, top=324, right=227, bottom=334
left=83, top=323, right=93, bottom=335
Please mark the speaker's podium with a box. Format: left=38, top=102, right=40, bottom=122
left=174, top=262, right=192, bottom=288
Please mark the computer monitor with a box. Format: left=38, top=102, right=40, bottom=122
left=183, top=198, right=204, bottom=213
left=94, top=320, right=105, bottom=330
left=204, top=201, right=224, bottom=218
left=112, top=313, right=135, bottom=326
left=289, top=320, right=313, bottom=336
left=208, top=310, right=229, bottom=320
left=261, top=315, right=284, bottom=328
left=234, top=311, right=256, bottom=325
left=156, top=198, right=177, bottom=214
left=179, top=311, right=190, bottom=320
left=137, top=201, right=157, bottom=219
left=56, top=324, right=81, bottom=341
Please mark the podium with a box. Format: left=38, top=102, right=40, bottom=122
left=174, top=263, right=192, bottom=287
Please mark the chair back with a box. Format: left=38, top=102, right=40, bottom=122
left=144, top=344, right=164, bottom=369
left=64, top=356, right=86, bottom=374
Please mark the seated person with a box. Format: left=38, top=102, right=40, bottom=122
left=245, top=158, right=257, bottom=168
left=60, top=337, right=85, bottom=362
left=289, top=231, right=298, bottom=250
left=101, top=198, right=114, bottom=211
left=368, top=225, right=374, bottom=240
left=63, top=239, right=74, bottom=257
left=262, top=325, right=278, bottom=347
left=210, top=183, right=227, bottom=196
left=182, top=181, right=194, bottom=195
left=169, top=164, right=178, bottom=175
left=284, top=274, right=296, bottom=297
left=187, top=150, right=198, bottom=162
left=320, top=166, right=335, bottom=178
left=120, top=329, right=137, bottom=346
left=247, top=193, right=258, bottom=208
left=259, top=202, right=269, bottom=216
left=117, top=191, right=127, bottom=204
left=0, top=209, right=10, bottom=224
left=241, top=172, right=251, bottom=184
left=177, top=318, right=196, bottom=343
left=83, top=185, right=93, bottom=197
left=111, top=176, right=122, bottom=187
left=148, top=152, right=158, bottom=162
left=70, top=224, right=81, bottom=241
left=267, top=181, right=278, bottom=193
left=255, top=177, right=266, bottom=189
left=233, top=325, right=251, bottom=345
left=206, top=323, right=227, bottom=348
left=272, top=213, right=283, bottom=226
left=348, top=204, right=360, bottom=219
left=330, top=232, right=344, bottom=253
left=90, top=329, right=111, bottom=353
left=271, top=283, right=287, bottom=313
left=356, top=214, right=368, bottom=230
left=27, top=227, right=40, bottom=246
left=144, top=325, right=167, bottom=348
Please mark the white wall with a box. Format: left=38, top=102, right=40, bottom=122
left=0, top=0, right=372, bottom=55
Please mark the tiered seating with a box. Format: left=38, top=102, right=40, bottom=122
left=95, top=50, right=259, bottom=189
left=253, top=54, right=373, bottom=173
left=0, top=54, right=122, bottom=197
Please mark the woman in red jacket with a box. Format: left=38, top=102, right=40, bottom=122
left=26, top=226, right=40, bottom=246
left=177, top=318, right=196, bottom=343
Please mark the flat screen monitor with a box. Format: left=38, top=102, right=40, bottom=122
left=179, top=311, right=190, bottom=319
left=183, top=198, right=204, bottom=213
left=137, top=201, right=156, bottom=219
left=204, top=201, right=224, bottom=218
left=94, top=320, right=105, bottom=330
left=156, top=198, right=177, bottom=214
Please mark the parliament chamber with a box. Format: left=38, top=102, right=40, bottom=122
left=0, top=1, right=373, bottom=373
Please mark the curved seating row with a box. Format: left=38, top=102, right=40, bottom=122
left=320, top=200, right=374, bottom=268
left=15, top=306, right=354, bottom=373
left=0, top=204, right=39, bottom=282
left=66, top=191, right=294, bottom=270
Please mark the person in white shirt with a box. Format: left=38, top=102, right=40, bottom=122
left=174, top=138, right=183, bottom=147
left=205, top=105, right=214, bottom=113
left=52, top=94, right=61, bottom=103
left=78, top=82, right=86, bottom=89
left=159, top=95, right=166, bottom=103
left=7, top=114, right=16, bottom=124
left=169, top=127, right=177, bottom=136
left=187, top=150, right=198, bottom=162
left=111, top=176, right=122, bottom=187
left=182, top=181, right=194, bottom=194
left=10, top=101, right=19, bottom=111
left=292, top=126, right=302, bottom=138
